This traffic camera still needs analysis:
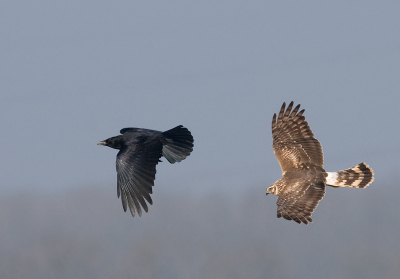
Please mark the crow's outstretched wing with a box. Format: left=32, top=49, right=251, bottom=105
left=116, top=137, right=163, bottom=217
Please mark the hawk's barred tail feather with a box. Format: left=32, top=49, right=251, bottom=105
left=326, top=163, right=374, bottom=188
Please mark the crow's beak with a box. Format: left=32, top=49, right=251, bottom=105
left=97, top=141, right=107, bottom=146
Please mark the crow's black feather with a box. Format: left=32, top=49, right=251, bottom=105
left=98, top=125, right=194, bottom=217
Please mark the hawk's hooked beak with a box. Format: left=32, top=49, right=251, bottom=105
left=97, top=141, right=107, bottom=146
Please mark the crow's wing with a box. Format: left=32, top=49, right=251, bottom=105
left=116, top=137, right=163, bottom=217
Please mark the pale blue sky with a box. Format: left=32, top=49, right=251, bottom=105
left=1, top=1, right=399, bottom=196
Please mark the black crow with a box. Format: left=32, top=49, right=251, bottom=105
left=98, top=125, right=194, bottom=217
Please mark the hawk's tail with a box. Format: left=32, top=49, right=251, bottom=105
left=326, top=163, right=374, bottom=188
left=162, top=125, right=194, bottom=164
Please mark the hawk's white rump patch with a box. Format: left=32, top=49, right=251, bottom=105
left=326, top=172, right=338, bottom=185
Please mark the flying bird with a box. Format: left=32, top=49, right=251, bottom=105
left=98, top=125, right=193, bottom=217
left=266, top=102, right=374, bottom=225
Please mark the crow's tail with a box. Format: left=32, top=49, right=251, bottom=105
left=162, top=125, right=194, bottom=164
left=326, top=163, right=374, bottom=188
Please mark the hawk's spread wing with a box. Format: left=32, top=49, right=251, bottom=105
left=116, top=137, right=163, bottom=217
left=272, top=102, right=324, bottom=173
left=277, top=180, right=325, bottom=225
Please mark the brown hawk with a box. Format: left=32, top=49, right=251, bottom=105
left=266, top=102, right=374, bottom=225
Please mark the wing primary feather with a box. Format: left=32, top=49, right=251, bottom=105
left=126, top=191, right=139, bottom=217
left=284, top=101, right=294, bottom=117
left=297, top=109, right=305, bottom=117
left=272, top=113, right=277, bottom=129
left=120, top=187, right=128, bottom=212
left=278, top=102, right=286, bottom=121
left=290, top=104, right=301, bottom=117
left=129, top=181, right=149, bottom=213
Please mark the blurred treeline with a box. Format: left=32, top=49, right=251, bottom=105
left=1, top=176, right=399, bottom=279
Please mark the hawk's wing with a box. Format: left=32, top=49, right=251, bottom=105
left=272, top=101, right=324, bottom=174
left=116, top=137, right=163, bottom=217
left=276, top=180, right=325, bottom=225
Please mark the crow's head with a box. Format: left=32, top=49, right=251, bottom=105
left=97, top=135, right=123, bottom=150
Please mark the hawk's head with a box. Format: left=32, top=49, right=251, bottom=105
left=266, top=185, right=276, bottom=195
